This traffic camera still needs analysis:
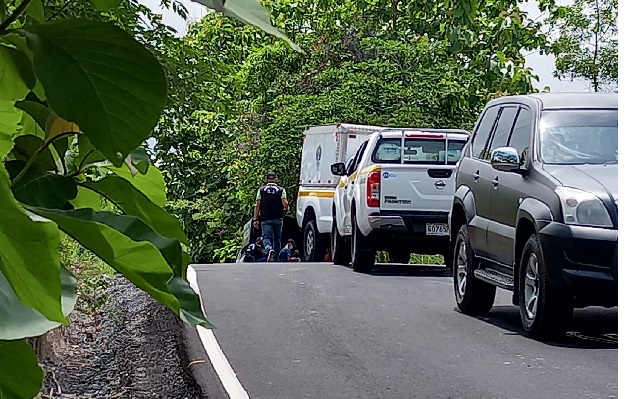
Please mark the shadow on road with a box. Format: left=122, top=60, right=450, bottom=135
left=365, top=264, right=451, bottom=277
left=469, top=305, right=618, bottom=349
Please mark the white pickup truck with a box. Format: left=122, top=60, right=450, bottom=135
left=330, top=128, right=470, bottom=272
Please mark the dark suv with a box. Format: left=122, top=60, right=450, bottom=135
left=448, top=93, right=617, bottom=339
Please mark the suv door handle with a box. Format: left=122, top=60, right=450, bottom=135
left=472, top=171, right=480, bottom=181
left=492, top=176, right=499, bottom=187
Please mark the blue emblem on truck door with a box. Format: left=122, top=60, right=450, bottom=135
left=315, top=145, right=322, bottom=171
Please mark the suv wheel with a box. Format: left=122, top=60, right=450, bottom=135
left=351, top=213, right=376, bottom=273
left=518, top=234, right=573, bottom=340
left=332, top=219, right=350, bottom=266
left=304, top=219, right=323, bottom=262
left=453, top=224, right=496, bottom=315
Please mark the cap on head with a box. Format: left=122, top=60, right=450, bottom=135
left=266, top=171, right=277, bottom=180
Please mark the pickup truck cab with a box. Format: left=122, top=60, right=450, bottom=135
left=330, top=128, right=470, bottom=272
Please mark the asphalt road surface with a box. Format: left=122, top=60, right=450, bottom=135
left=192, top=262, right=617, bottom=399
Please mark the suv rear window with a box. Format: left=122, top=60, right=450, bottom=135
left=372, top=137, right=467, bottom=165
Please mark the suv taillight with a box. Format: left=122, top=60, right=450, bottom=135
left=366, top=171, right=380, bottom=207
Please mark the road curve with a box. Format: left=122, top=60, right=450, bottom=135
left=191, top=262, right=617, bottom=399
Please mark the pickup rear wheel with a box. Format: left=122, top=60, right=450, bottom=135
left=332, top=220, right=350, bottom=266
left=518, top=234, right=573, bottom=340
left=453, top=224, right=496, bottom=315
left=351, top=213, right=375, bottom=273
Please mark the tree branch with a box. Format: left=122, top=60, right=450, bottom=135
left=11, top=132, right=79, bottom=186
left=0, top=0, right=31, bottom=34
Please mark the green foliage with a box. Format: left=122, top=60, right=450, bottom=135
left=153, top=1, right=546, bottom=262
left=0, top=0, right=295, bottom=395
left=0, top=340, right=43, bottom=399
left=548, top=0, right=617, bottom=91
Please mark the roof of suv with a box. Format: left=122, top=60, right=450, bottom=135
left=488, top=92, right=617, bottom=110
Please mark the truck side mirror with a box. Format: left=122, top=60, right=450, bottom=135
left=330, top=162, right=346, bottom=176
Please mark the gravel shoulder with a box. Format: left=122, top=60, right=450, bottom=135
left=38, top=275, right=203, bottom=399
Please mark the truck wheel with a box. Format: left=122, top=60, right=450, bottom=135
left=518, top=234, right=573, bottom=340
left=303, top=219, right=324, bottom=262
left=351, top=213, right=375, bottom=273
left=453, top=224, right=496, bottom=315
left=332, top=220, right=350, bottom=266
left=389, top=251, right=411, bottom=264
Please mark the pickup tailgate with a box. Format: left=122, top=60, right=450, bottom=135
left=380, top=164, right=457, bottom=213
left=374, top=133, right=467, bottom=235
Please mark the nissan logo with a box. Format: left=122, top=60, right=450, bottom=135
left=434, top=180, right=446, bottom=190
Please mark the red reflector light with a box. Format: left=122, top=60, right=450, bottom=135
left=366, top=171, right=380, bottom=208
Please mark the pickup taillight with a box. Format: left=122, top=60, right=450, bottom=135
left=366, top=171, right=380, bottom=207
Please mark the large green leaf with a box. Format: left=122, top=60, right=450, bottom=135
left=23, top=0, right=45, bottom=22
left=70, top=186, right=102, bottom=210
left=0, top=166, right=64, bottom=324
left=108, top=164, right=167, bottom=207
left=17, top=109, right=45, bottom=139
left=32, top=208, right=180, bottom=314
left=192, top=0, right=301, bottom=52
left=0, top=265, right=77, bottom=340
left=82, top=175, right=188, bottom=243
left=0, top=340, right=43, bottom=399
left=168, top=277, right=212, bottom=327
left=0, top=45, right=35, bottom=102
left=76, top=134, right=106, bottom=168
left=10, top=135, right=56, bottom=171
left=15, top=100, right=53, bottom=133
left=24, top=19, right=167, bottom=166
left=6, top=160, right=77, bottom=208
left=0, top=102, right=21, bottom=156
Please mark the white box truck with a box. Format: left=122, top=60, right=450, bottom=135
left=297, top=124, right=384, bottom=261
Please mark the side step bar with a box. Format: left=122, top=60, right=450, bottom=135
left=474, top=268, right=514, bottom=291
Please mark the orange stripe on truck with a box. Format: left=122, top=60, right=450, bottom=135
left=298, top=190, right=335, bottom=198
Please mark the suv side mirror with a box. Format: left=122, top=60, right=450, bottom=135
left=490, top=147, right=521, bottom=173
left=330, top=162, right=346, bottom=176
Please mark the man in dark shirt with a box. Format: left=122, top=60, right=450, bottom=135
left=253, top=172, right=289, bottom=261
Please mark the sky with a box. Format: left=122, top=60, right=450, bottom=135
left=139, top=0, right=591, bottom=92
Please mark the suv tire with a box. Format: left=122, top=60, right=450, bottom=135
left=518, top=234, right=573, bottom=340
left=351, top=212, right=376, bottom=273
left=332, top=219, right=350, bottom=266
left=453, top=224, right=496, bottom=315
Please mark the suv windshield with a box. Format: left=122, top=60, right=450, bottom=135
left=540, top=109, right=618, bottom=165
left=373, top=137, right=467, bottom=165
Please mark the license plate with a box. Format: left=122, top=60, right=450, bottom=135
left=426, top=223, right=449, bottom=236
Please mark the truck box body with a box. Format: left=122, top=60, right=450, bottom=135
left=297, top=124, right=384, bottom=261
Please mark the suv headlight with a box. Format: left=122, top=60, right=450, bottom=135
left=555, top=187, right=613, bottom=227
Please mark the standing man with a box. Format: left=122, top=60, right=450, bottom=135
left=253, top=172, right=289, bottom=261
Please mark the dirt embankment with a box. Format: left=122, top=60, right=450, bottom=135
left=36, top=275, right=202, bottom=399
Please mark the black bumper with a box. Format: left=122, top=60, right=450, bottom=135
left=537, top=221, right=617, bottom=306
left=368, top=211, right=450, bottom=243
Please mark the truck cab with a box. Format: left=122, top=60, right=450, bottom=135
left=330, top=128, right=470, bottom=272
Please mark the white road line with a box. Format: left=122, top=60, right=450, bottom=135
left=187, top=266, right=251, bottom=399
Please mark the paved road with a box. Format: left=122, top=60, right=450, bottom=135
left=192, top=262, right=617, bottom=399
